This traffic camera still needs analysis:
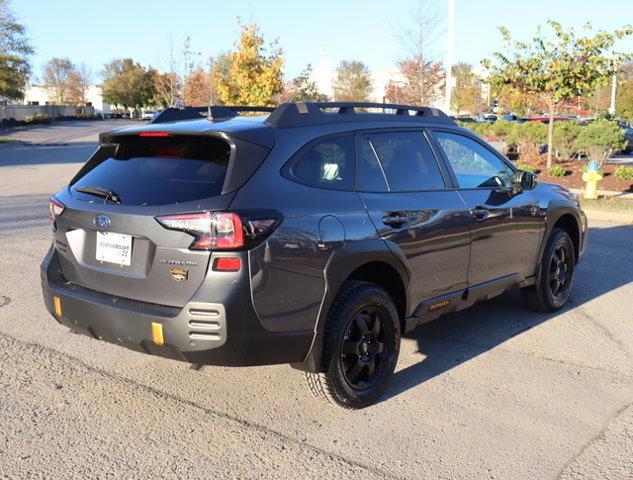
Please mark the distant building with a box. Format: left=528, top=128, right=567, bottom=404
left=22, top=84, right=113, bottom=115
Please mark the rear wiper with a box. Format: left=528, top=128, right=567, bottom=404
left=75, top=186, right=121, bottom=204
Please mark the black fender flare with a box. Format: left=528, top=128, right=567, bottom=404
left=291, top=239, right=410, bottom=373
left=533, top=200, right=584, bottom=283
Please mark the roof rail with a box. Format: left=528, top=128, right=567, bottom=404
left=150, top=105, right=275, bottom=124
left=265, top=102, right=455, bottom=128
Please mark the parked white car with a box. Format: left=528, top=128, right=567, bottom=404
left=141, top=110, right=157, bottom=121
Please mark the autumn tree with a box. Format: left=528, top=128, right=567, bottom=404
left=66, top=63, right=92, bottom=113
left=333, top=60, right=372, bottom=102
left=41, top=57, right=79, bottom=104
left=0, top=0, right=32, bottom=100
left=385, top=56, right=443, bottom=105
left=484, top=21, right=632, bottom=168
left=214, top=23, right=283, bottom=106
left=183, top=67, right=216, bottom=106
left=450, top=62, right=482, bottom=115
left=101, top=58, right=155, bottom=110
left=493, top=85, right=539, bottom=116
left=617, top=62, right=633, bottom=120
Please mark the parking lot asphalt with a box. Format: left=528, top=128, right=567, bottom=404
left=0, top=121, right=632, bottom=479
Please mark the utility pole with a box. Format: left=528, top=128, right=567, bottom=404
left=608, top=73, right=617, bottom=116
left=444, top=0, right=455, bottom=114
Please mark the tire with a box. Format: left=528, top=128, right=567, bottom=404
left=522, top=228, right=576, bottom=312
left=305, top=281, right=401, bottom=409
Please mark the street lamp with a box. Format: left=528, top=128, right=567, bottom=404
left=444, top=0, right=455, bottom=114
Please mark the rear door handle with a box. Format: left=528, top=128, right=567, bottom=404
left=382, top=214, right=408, bottom=227
left=470, top=205, right=489, bottom=221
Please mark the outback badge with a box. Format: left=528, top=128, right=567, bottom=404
left=170, top=267, right=188, bottom=282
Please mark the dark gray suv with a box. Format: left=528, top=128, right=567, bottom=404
left=41, top=102, right=587, bottom=408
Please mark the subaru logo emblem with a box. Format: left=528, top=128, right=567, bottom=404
left=95, top=215, right=111, bottom=229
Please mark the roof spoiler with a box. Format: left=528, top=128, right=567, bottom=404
left=150, top=106, right=275, bottom=124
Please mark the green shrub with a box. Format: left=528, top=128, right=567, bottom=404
left=23, top=113, right=51, bottom=125
left=575, top=119, right=626, bottom=165
left=547, top=165, right=566, bottom=177
left=614, top=165, right=633, bottom=181
left=459, top=121, right=493, bottom=138
left=506, top=121, right=547, bottom=160
left=553, top=121, right=582, bottom=161
left=514, top=162, right=536, bottom=173
left=489, top=119, right=516, bottom=139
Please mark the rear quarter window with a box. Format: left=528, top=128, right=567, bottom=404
left=71, top=137, right=231, bottom=206
left=283, top=134, right=355, bottom=190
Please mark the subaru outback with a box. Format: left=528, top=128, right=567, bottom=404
left=41, top=102, right=587, bottom=408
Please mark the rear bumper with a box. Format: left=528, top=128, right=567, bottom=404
left=40, top=246, right=313, bottom=366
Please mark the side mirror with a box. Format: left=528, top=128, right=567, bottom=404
left=514, top=170, right=537, bottom=190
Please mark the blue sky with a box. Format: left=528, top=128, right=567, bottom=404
left=12, top=0, right=633, bottom=81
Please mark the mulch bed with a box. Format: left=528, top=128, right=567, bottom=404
left=510, top=156, right=633, bottom=193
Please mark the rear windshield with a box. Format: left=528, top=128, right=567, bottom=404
left=71, top=137, right=231, bottom=206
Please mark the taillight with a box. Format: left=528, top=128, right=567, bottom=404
left=49, top=197, right=65, bottom=222
left=155, top=212, right=242, bottom=250
left=156, top=211, right=280, bottom=251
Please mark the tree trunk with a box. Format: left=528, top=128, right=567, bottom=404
left=546, top=102, right=555, bottom=169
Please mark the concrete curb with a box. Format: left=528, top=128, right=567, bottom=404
left=570, top=188, right=633, bottom=200
left=584, top=209, right=633, bottom=224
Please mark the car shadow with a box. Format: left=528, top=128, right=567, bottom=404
left=380, top=223, right=633, bottom=403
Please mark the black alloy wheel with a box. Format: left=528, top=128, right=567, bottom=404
left=340, top=306, right=395, bottom=391
left=522, top=228, right=576, bottom=312
left=305, top=281, right=401, bottom=409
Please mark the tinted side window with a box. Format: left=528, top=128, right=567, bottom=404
left=367, top=131, right=445, bottom=192
left=289, top=135, right=355, bottom=190
left=434, top=131, right=513, bottom=189
left=358, top=136, right=388, bottom=192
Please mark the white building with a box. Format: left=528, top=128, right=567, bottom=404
left=22, top=84, right=112, bottom=114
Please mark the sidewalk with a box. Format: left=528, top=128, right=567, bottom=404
left=583, top=209, right=633, bottom=223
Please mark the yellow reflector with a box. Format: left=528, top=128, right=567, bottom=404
left=53, top=296, right=62, bottom=316
left=151, top=322, right=164, bottom=345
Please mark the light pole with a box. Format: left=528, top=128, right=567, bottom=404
left=444, top=0, right=455, bottom=114
left=608, top=73, right=617, bottom=116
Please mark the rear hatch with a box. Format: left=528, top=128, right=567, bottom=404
left=50, top=129, right=271, bottom=307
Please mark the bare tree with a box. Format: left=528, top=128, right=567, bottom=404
left=389, top=0, right=447, bottom=107
left=152, top=36, right=203, bottom=108
left=153, top=38, right=183, bottom=107
left=396, top=0, right=446, bottom=61
left=69, top=63, right=92, bottom=112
